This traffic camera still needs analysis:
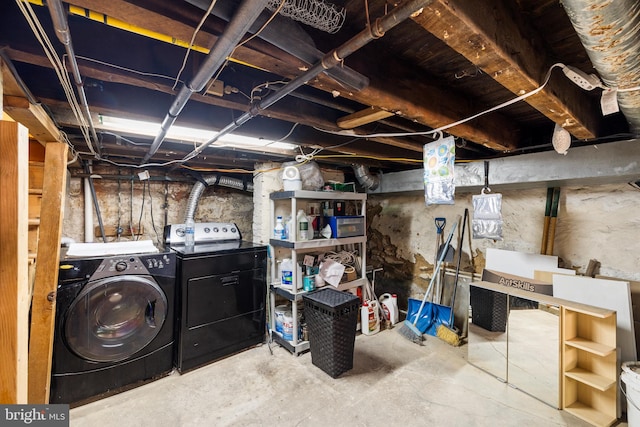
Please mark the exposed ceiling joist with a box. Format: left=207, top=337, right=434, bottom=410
left=413, top=0, right=603, bottom=140
left=337, top=106, right=394, bottom=129
left=2, top=0, right=636, bottom=174
left=61, top=0, right=521, bottom=151
left=1, top=60, right=62, bottom=144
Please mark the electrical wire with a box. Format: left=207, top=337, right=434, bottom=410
left=273, top=122, right=300, bottom=143
left=15, top=0, right=96, bottom=156
left=312, top=62, right=568, bottom=139
left=146, top=179, right=162, bottom=246
left=136, top=180, right=146, bottom=241
left=73, top=54, right=185, bottom=85
left=99, top=131, right=152, bottom=146
left=206, top=0, right=287, bottom=93
left=613, top=85, right=640, bottom=93
left=129, top=171, right=135, bottom=238
left=117, top=170, right=122, bottom=241
left=306, top=153, right=424, bottom=163
left=75, top=151, right=191, bottom=168
left=323, top=250, right=357, bottom=266
left=173, top=0, right=218, bottom=90
left=250, top=80, right=288, bottom=103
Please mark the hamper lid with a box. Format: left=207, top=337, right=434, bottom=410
left=302, top=287, right=360, bottom=309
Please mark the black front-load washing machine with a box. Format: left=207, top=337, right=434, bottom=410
left=50, top=251, right=176, bottom=406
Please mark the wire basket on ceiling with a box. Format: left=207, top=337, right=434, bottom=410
left=267, top=0, right=347, bottom=34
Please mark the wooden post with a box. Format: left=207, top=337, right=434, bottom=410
left=0, top=121, right=30, bottom=403
left=28, top=142, right=68, bottom=403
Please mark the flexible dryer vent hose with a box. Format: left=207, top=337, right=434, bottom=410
left=352, top=164, right=380, bottom=191
left=184, top=174, right=253, bottom=223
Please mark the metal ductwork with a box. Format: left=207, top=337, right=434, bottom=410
left=560, top=0, right=640, bottom=132
left=142, top=0, right=270, bottom=164
left=186, top=0, right=369, bottom=91
left=352, top=164, right=379, bottom=191
left=184, top=175, right=253, bottom=223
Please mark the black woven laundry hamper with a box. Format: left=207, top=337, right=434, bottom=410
left=302, top=288, right=360, bottom=378
left=470, top=286, right=508, bottom=332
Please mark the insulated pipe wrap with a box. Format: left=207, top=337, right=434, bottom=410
left=143, top=0, right=270, bottom=164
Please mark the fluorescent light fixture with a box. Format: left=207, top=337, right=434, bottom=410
left=97, top=115, right=297, bottom=151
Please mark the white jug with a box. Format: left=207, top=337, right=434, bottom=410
left=361, top=300, right=380, bottom=335
left=379, top=293, right=399, bottom=325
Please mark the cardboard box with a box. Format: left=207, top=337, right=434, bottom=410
left=470, top=270, right=552, bottom=332
left=482, top=269, right=553, bottom=296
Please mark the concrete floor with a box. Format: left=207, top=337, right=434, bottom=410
left=67, top=328, right=627, bottom=427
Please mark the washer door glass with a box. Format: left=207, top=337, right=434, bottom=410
left=64, top=275, right=167, bottom=362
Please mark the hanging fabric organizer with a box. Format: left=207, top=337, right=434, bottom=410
left=423, top=135, right=456, bottom=205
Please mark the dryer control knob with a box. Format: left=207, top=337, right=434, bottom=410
left=115, top=261, right=127, bottom=272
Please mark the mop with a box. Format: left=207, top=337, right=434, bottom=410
left=398, top=221, right=458, bottom=344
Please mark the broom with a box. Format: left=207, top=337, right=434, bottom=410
left=436, top=208, right=468, bottom=346
left=398, top=221, right=458, bottom=344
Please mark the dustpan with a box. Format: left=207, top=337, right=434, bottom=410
left=407, top=298, right=452, bottom=337
left=404, top=220, right=458, bottom=336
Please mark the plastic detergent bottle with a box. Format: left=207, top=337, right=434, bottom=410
left=280, top=258, right=293, bottom=287
left=297, top=210, right=309, bottom=241
left=361, top=300, right=380, bottom=335
left=274, top=216, right=285, bottom=240
left=379, top=293, right=399, bottom=325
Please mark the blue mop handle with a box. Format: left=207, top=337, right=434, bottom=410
left=411, top=220, right=458, bottom=326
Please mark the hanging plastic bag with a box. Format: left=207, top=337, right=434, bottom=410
left=423, top=135, right=455, bottom=205
left=472, top=190, right=503, bottom=240
left=472, top=161, right=503, bottom=240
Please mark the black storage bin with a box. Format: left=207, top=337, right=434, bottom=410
left=302, top=288, right=360, bottom=378
left=469, top=286, right=507, bottom=332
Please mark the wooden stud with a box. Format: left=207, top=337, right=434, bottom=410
left=337, top=106, right=394, bottom=129
left=0, top=121, right=30, bottom=403
left=28, top=142, right=68, bottom=403
left=2, top=96, right=63, bottom=145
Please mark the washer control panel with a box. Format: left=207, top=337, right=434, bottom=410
left=164, top=222, right=241, bottom=246
left=88, top=253, right=174, bottom=280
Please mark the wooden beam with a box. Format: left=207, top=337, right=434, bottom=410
left=3, top=96, right=64, bottom=144
left=0, top=121, right=30, bottom=404
left=412, top=0, right=603, bottom=139
left=65, top=0, right=218, bottom=52
left=337, top=107, right=395, bottom=129
left=43, top=1, right=522, bottom=151
left=28, top=142, right=68, bottom=404
left=1, top=61, right=64, bottom=144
